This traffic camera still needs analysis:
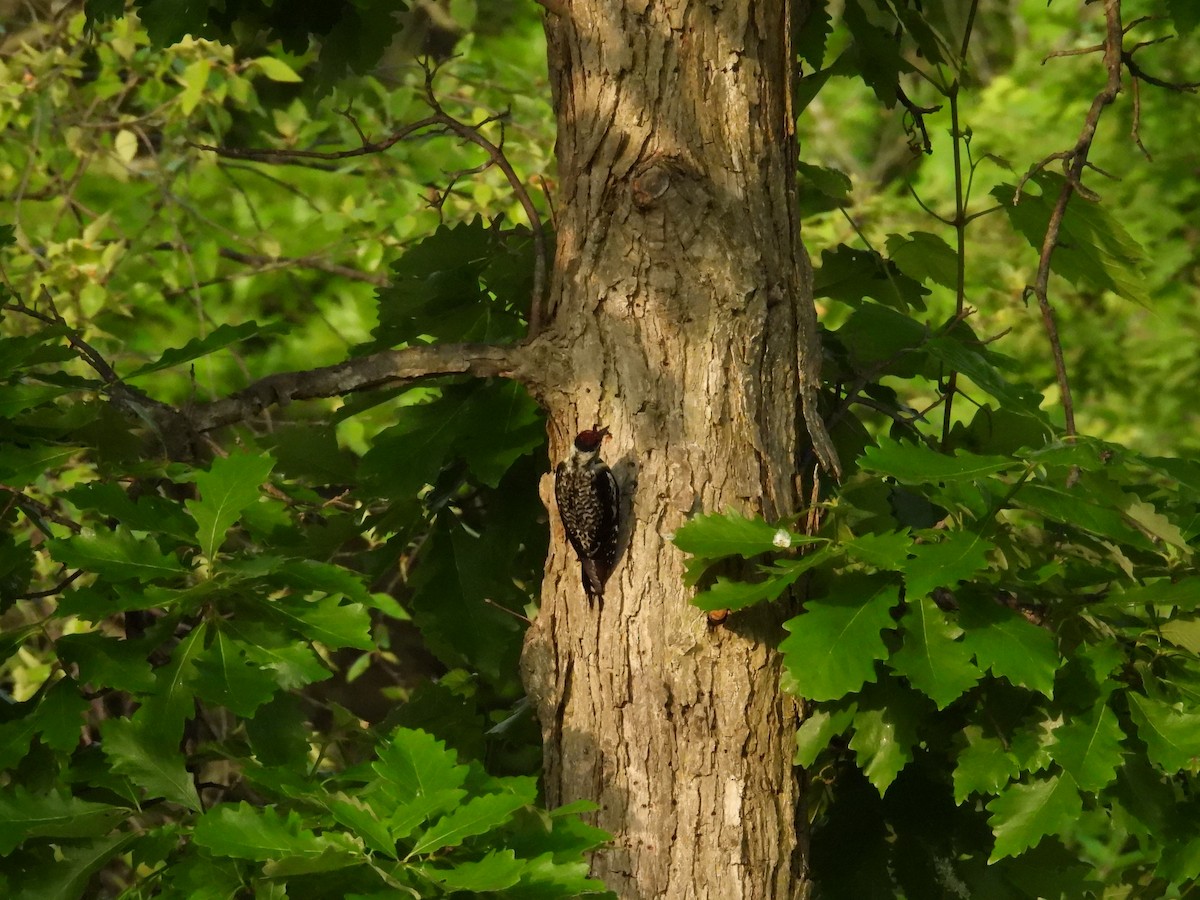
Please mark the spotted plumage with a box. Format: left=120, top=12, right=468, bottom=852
left=555, top=426, right=620, bottom=604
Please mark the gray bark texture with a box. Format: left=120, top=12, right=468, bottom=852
left=520, top=2, right=835, bottom=898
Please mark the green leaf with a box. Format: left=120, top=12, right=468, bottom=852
left=137, top=622, right=206, bottom=743
left=0, top=444, right=83, bottom=489
left=326, top=794, right=396, bottom=857
left=885, top=232, right=959, bottom=288
left=843, top=0, right=908, bottom=107
left=987, top=774, right=1083, bottom=862
left=860, top=438, right=1016, bottom=483
left=186, top=452, right=276, bottom=561
left=692, top=550, right=833, bottom=613
left=101, top=718, right=201, bottom=810
left=813, top=244, right=929, bottom=311
left=373, top=727, right=469, bottom=807
left=126, top=322, right=284, bottom=379
left=10, top=833, right=135, bottom=900
left=843, top=530, right=913, bottom=570
left=848, top=679, right=926, bottom=795
left=408, top=784, right=535, bottom=857
left=953, top=726, right=1020, bottom=804
left=888, top=597, right=980, bottom=709
left=64, top=482, right=195, bottom=541
left=193, top=630, right=279, bottom=716
left=794, top=703, right=856, bottom=767
left=994, top=175, right=1150, bottom=306
left=673, top=510, right=814, bottom=563
left=265, top=558, right=374, bottom=606
left=419, top=849, right=526, bottom=891
left=47, top=528, right=187, bottom=582
left=780, top=576, right=899, bottom=701
left=37, top=677, right=88, bottom=753
left=1015, top=482, right=1154, bottom=551
left=252, top=56, right=303, bottom=82
left=1048, top=702, right=1125, bottom=792
left=1105, top=577, right=1200, bottom=611
left=0, top=787, right=127, bottom=854
left=230, top=621, right=331, bottom=690
left=901, top=532, right=994, bottom=599
left=959, top=593, right=1060, bottom=696
left=1127, top=694, right=1200, bottom=773
left=258, top=594, right=373, bottom=650
left=193, top=802, right=341, bottom=860
left=55, top=633, right=155, bottom=693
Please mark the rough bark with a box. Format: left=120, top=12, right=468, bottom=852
left=521, top=2, right=829, bottom=897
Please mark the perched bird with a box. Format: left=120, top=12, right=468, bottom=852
left=554, top=426, right=620, bottom=604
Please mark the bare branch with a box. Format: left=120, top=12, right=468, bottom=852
left=1023, top=0, right=1124, bottom=440
left=187, top=341, right=528, bottom=433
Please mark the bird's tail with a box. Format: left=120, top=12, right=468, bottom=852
left=581, top=559, right=607, bottom=605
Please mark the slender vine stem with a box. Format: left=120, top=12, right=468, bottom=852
left=940, top=0, right=981, bottom=448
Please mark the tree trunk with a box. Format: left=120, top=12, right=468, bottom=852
left=521, top=2, right=832, bottom=897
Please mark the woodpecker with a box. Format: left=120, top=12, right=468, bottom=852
left=555, top=426, right=620, bottom=604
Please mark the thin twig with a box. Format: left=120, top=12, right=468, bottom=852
left=419, top=66, right=549, bottom=335
left=1023, top=0, right=1124, bottom=440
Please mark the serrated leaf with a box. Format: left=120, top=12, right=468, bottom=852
left=794, top=703, right=856, bottom=767
left=902, top=532, right=993, bottom=599
left=1127, top=694, right=1200, bottom=773
left=692, top=549, right=832, bottom=613
left=37, top=677, right=88, bottom=753
left=1106, top=577, right=1200, bottom=611
left=780, top=576, right=899, bottom=701
left=47, top=528, right=187, bottom=582
left=953, top=726, right=1020, bottom=804
left=373, top=727, right=469, bottom=808
left=326, top=794, right=396, bottom=857
left=673, top=510, right=814, bottom=564
left=0, top=787, right=127, bottom=854
left=994, top=175, right=1149, bottom=306
left=231, top=621, right=331, bottom=690
left=10, top=833, right=135, bottom=900
left=64, top=481, right=196, bottom=541
left=888, top=597, right=980, bottom=709
left=959, top=593, right=1060, bottom=696
left=193, top=630, right=279, bottom=716
left=1015, top=482, right=1154, bottom=551
left=55, top=632, right=155, bottom=693
left=987, top=774, right=1082, bottom=862
left=860, top=438, right=1015, bottom=483
left=259, top=594, right=373, bottom=650
left=266, top=558, right=374, bottom=605
left=419, top=849, right=525, bottom=891
left=186, top=452, right=276, bottom=561
left=127, top=322, right=284, bottom=379
left=408, top=786, right=534, bottom=857
left=0, top=443, right=83, bottom=488
left=1049, top=702, right=1124, bottom=792
left=813, top=244, right=929, bottom=311
left=848, top=679, right=926, bottom=795
left=101, top=717, right=200, bottom=810
left=193, top=803, right=338, bottom=860
left=885, top=232, right=959, bottom=288
left=843, top=530, right=913, bottom=570
left=137, top=622, right=206, bottom=743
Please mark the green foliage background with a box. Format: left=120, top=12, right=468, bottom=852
left=0, top=0, right=1198, bottom=897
